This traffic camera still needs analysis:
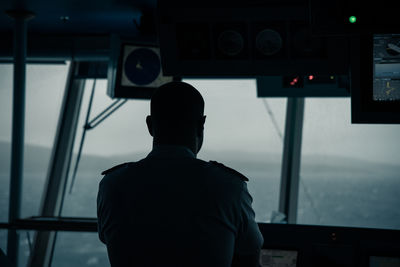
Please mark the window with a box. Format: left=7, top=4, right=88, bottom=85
left=52, top=232, right=108, bottom=267
left=298, top=98, right=400, bottom=229
left=62, top=78, right=286, bottom=223
left=0, top=230, right=6, bottom=255
left=23, top=64, right=68, bottom=218
left=0, top=63, right=68, bottom=267
left=62, top=79, right=152, bottom=217
left=0, top=64, right=13, bottom=223
left=19, top=230, right=35, bottom=267
left=185, top=79, right=286, bottom=222
left=0, top=63, right=68, bottom=221
left=0, top=230, right=33, bottom=267
left=52, top=78, right=285, bottom=267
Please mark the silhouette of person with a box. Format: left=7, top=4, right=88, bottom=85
left=97, top=81, right=263, bottom=267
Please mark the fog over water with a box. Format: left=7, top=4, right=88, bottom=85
left=1, top=64, right=400, bottom=165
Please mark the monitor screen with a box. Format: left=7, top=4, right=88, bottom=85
left=259, top=249, right=297, bottom=267
left=373, top=34, right=400, bottom=101
left=370, top=256, right=400, bottom=267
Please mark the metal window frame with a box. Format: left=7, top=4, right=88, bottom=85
left=6, top=9, right=35, bottom=267
left=278, top=97, right=305, bottom=224
left=0, top=217, right=98, bottom=232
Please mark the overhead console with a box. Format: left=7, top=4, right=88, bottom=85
left=157, top=0, right=350, bottom=77
left=258, top=223, right=400, bottom=267
left=156, top=0, right=400, bottom=123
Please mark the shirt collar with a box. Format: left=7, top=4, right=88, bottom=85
left=147, top=145, right=196, bottom=159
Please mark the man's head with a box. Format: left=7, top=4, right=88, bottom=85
left=146, top=81, right=206, bottom=154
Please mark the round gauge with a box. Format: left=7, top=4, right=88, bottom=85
left=256, top=29, right=283, bottom=56
left=217, top=30, right=244, bottom=56
left=124, top=48, right=161, bottom=85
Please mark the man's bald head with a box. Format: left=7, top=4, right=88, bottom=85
left=146, top=82, right=206, bottom=151
left=151, top=81, right=204, bottom=121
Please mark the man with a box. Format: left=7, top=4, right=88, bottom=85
left=97, top=81, right=263, bottom=267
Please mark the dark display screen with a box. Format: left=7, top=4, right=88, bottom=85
left=373, top=34, right=400, bottom=101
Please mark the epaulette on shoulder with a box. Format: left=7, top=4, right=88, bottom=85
left=209, top=160, right=249, bottom=182
left=101, top=162, right=132, bottom=175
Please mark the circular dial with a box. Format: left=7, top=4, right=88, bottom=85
left=256, top=29, right=283, bottom=56
left=217, top=30, right=244, bottom=56
left=124, top=48, right=161, bottom=85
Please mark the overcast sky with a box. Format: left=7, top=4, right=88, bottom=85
left=1, top=64, right=400, bottom=165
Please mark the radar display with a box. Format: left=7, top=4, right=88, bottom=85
left=373, top=34, right=400, bottom=101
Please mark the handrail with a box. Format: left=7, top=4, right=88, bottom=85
left=0, top=217, right=97, bottom=232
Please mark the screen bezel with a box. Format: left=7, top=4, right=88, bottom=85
left=113, top=43, right=177, bottom=99
left=370, top=34, right=400, bottom=108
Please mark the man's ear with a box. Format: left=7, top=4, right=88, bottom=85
left=201, top=115, right=206, bottom=127
left=146, top=115, right=154, bottom=137
left=197, top=115, right=206, bottom=136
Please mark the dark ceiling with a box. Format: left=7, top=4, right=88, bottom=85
left=0, top=0, right=157, bottom=36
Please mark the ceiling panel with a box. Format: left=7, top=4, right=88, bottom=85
left=0, top=0, right=157, bottom=36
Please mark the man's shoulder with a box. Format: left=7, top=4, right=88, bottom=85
left=207, top=160, right=249, bottom=182
left=100, top=159, right=249, bottom=183
left=101, top=162, right=135, bottom=176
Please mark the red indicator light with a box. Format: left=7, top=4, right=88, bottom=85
left=290, top=81, right=295, bottom=86
left=308, top=75, right=314, bottom=80
left=293, top=77, right=299, bottom=83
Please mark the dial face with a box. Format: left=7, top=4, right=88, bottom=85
left=123, top=48, right=161, bottom=86
left=217, top=30, right=244, bottom=56
left=256, top=29, right=283, bottom=56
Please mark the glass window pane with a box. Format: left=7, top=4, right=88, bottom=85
left=186, top=79, right=286, bottom=222
left=298, top=98, right=400, bottom=229
left=0, top=230, right=6, bottom=254
left=0, top=64, right=13, bottom=222
left=62, top=79, right=285, bottom=223
left=19, top=230, right=35, bottom=267
left=62, top=79, right=152, bottom=217
left=23, top=64, right=69, bottom=218
left=1, top=63, right=68, bottom=221
left=52, top=232, right=108, bottom=267
left=0, top=230, right=36, bottom=267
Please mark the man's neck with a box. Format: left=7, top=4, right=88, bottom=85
left=153, top=139, right=197, bottom=155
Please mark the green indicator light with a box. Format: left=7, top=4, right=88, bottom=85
left=349, top=16, right=357, bottom=23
